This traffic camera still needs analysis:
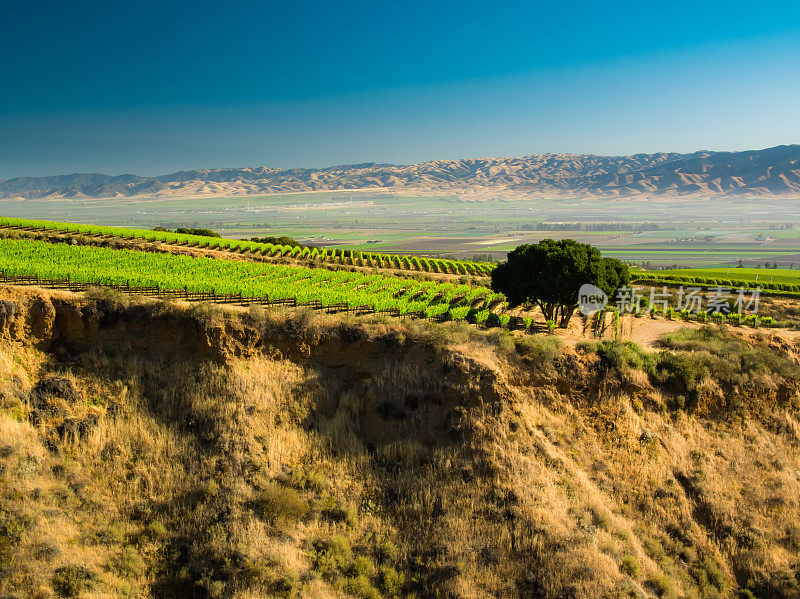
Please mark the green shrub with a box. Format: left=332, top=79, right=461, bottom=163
left=785, top=523, right=800, bottom=551
left=647, top=572, right=675, bottom=598
left=96, top=521, right=126, bottom=545
left=199, top=478, right=220, bottom=498
left=145, top=520, right=167, bottom=539
left=376, top=539, right=400, bottom=564
left=643, top=537, right=666, bottom=562
left=378, top=565, right=406, bottom=596
left=601, top=340, right=656, bottom=374
left=692, top=556, right=725, bottom=592
left=53, top=565, right=95, bottom=597
left=322, top=501, right=358, bottom=527
left=654, top=352, right=710, bottom=399
left=312, top=535, right=352, bottom=580
left=0, top=506, right=32, bottom=559
left=254, top=482, right=309, bottom=525
left=342, top=574, right=380, bottom=599
left=348, top=554, right=375, bottom=577
left=516, top=335, right=562, bottom=367
left=659, top=326, right=800, bottom=388
left=109, top=546, right=144, bottom=577
left=268, top=569, right=299, bottom=598
left=620, top=553, right=641, bottom=579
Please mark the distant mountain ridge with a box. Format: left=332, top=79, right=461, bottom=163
left=3, top=144, right=799, bottom=200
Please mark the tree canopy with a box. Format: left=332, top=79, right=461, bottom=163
left=490, top=239, right=629, bottom=327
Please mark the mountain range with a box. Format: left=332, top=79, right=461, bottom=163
left=3, top=144, right=799, bottom=200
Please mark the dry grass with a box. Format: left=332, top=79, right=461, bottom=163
left=0, top=289, right=799, bottom=598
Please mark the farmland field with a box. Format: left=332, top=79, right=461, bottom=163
left=656, top=267, right=800, bottom=285
left=0, top=238, right=503, bottom=318
left=630, top=266, right=800, bottom=296
left=4, top=193, right=800, bottom=266
left=0, top=216, right=494, bottom=276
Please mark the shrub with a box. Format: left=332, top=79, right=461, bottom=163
left=53, top=565, right=95, bottom=597
left=376, top=539, right=400, bottom=564
left=96, top=521, right=126, bottom=545
left=785, top=523, right=800, bottom=551
left=312, top=535, right=352, bottom=580
left=322, top=501, right=358, bottom=527
left=342, top=574, right=380, bottom=599
left=598, top=340, right=656, bottom=374
left=378, top=565, right=406, bottom=596
left=692, top=556, right=725, bottom=592
left=109, top=546, right=144, bottom=577
left=643, top=537, right=666, bottom=562
left=515, top=335, right=563, bottom=368
left=145, top=520, right=167, bottom=539
left=254, top=482, right=309, bottom=525
left=175, top=227, right=220, bottom=238
left=620, top=553, right=641, bottom=579
left=647, top=572, right=675, bottom=598
left=654, top=352, right=710, bottom=399
left=348, top=555, right=375, bottom=577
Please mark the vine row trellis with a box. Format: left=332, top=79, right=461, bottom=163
left=0, top=270, right=433, bottom=320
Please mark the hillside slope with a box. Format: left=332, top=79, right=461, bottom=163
left=2, top=145, right=799, bottom=200
left=1, top=287, right=799, bottom=598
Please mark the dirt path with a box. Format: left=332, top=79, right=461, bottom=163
left=556, top=312, right=800, bottom=349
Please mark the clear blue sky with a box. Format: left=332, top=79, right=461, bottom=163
left=2, top=0, right=799, bottom=178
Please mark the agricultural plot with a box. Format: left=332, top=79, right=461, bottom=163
left=632, top=267, right=800, bottom=295
left=656, top=267, right=800, bottom=285
left=0, top=238, right=504, bottom=318
left=5, top=193, right=800, bottom=266
left=0, top=217, right=494, bottom=276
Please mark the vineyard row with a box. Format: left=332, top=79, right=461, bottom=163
left=0, top=239, right=507, bottom=323
left=0, top=217, right=495, bottom=276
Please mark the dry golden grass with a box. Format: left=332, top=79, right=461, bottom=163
left=0, top=288, right=799, bottom=598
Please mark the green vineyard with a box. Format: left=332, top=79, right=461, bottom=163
left=0, top=238, right=505, bottom=319
left=631, top=269, right=800, bottom=296
left=0, top=217, right=495, bottom=276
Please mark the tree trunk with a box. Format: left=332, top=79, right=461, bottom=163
left=559, top=304, right=577, bottom=327
left=538, top=301, right=555, bottom=323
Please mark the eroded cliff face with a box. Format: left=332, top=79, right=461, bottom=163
left=1, top=286, right=799, bottom=599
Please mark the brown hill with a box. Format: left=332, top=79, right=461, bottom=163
left=2, top=286, right=800, bottom=598
left=2, top=144, right=799, bottom=200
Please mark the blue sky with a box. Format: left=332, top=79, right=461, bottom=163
left=2, top=0, right=799, bottom=178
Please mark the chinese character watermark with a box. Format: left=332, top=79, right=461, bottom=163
left=613, top=285, right=760, bottom=315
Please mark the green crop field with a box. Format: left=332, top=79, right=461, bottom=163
left=632, top=266, right=800, bottom=295
left=0, top=238, right=504, bottom=319
left=0, top=216, right=495, bottom=276
left=656, top=267, right=800, bottom=284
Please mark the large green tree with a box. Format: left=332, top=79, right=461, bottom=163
left=491, top=239, right=629, bottom=327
